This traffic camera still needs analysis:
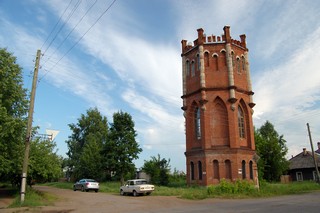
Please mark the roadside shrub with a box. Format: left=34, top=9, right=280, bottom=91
left=207, top=179, right=256, bottom=196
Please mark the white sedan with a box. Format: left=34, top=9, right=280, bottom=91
left=120, top=179, right=155, bottom=196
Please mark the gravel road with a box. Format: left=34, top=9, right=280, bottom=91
left=2, top=186, right=320, bottom=213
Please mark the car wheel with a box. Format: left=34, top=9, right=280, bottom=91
left=73, top=186, right=77, bottom=191
left=133, top=190, right=138, bottom=197
left=81, top=186, right=85, bottom=192
left=120, top=189, right=124, bottom=196
left=95, top=190, right=98, bottom=193
left=146, top=192, right=151, bottom=195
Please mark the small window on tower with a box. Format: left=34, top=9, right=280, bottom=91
left=191, top=61, right=195, bottom=77
left=242, top=56, right=246, bottom=72
left=190, top=162, right=195, bottom=180
left=197, top=54, right=200, bottom=71
left=237, top=57, right=241, bottom=73
left=186, top=60, right=190, bottom=76
left=213, top=54, right=219, bottom=71
left=231, top=52, right=235, bottom=67
left=204, top=52, right=209, bottom=67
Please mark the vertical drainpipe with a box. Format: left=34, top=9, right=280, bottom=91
left=224, top=26, right=236, bottom=109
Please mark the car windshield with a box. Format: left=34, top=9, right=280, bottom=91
left=87, top=179, right=96, bottom=182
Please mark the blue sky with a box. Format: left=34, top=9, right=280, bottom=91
left=1, top=0, right=320, bottom=172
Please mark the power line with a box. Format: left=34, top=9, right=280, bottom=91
left=42, top=0, right=98, bottom=68
left=42, top=0, right=82, bottom=55
left=39, top=0, right=117, bottom=82
left=40, top=0, right=73, bottom=50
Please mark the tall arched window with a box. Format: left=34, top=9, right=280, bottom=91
left=191, top=61, right=195, bottom=77
left=190, top=162, right=195, bottom=180
left=186, top=60, right=190, bottom=76
left=238, top=106, right=245, bottom=138
left=198, top=161, right=202, bottom=180
left=195, top=107, right=201, bottom=139
left=249, top=161, right=254, bottom=180
left=242, top=160, right=246, bottom=179
left=225, top=160, right=232, bottom=179
left=204, top=52, right=209, bottom=67
left=213, top=160, right=220, bottom=179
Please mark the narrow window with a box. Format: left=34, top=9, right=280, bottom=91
left=242, top=56, right=246, bottom=72
left=238, top=106, right=245, bottom=138
left=220, top=49, right=227, bottom=66
left=213, top=55, right=219, bottom=71
left=242, top=160, right=246, bottom=179
left=249, top=161, right=253, bottom=180
left=231, top=52, right=235, bottom=68
left=186, top=60, right=190, bottom=76
left=213, top=160, right=220, bottom=179
left=225, top=160, right=232, bottom=179
left=195, top=107, right=201, bottom=139
left=237, top=58, right=241, bottom=73
left=198, top=161, right=202, bottom=180
left=204, top=52, right=209, bottom=67
left=190, top=162, right=195, bottom=180
left=191, top=61, right=195, bottom=77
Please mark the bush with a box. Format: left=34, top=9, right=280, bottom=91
left=207, top=179, right=256, bottom=196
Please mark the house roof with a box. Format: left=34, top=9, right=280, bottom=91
left=289, top=150, right=320, bottom=170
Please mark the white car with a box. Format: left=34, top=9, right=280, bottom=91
left=120, top=179, right=155, bottom=196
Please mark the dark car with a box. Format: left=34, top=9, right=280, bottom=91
left=73, top=179, right=99, bottom=192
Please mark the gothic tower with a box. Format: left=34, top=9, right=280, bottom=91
left=181, top=26, right=258, bottom=186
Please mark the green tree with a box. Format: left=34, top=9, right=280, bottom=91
left=104, top=111, right=142, bottom=184
left=255, top=121, right=289, bottom=182
left=0, top=48, right=29, bottom=185
left=66, top=108, right=108, bottom=180
left=142, top=154, right=170, bottom=186
left=28, top=137, right=63, bottom=184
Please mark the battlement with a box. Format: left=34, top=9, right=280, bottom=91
left=181, top=26, right=247, bottom=54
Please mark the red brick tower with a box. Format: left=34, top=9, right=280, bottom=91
left=181, top=26, right=258, bottom=186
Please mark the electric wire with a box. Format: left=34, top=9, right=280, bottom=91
left=40, top=0, right=73, bottom=50
left=39, top=0, right=117, bottom=82
left=41, top=0, right=98, bottom=69
left=42, top=0, right=82, bottom=55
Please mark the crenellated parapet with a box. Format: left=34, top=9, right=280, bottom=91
left=181, top=26, right=247, bottom=55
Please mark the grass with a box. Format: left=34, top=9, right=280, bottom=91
left=3, top=180, right=320, bottom=209
left=8, top=187, right=57, bottom=208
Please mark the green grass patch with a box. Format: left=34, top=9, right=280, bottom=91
left=9, top=187, right=57, bottom=208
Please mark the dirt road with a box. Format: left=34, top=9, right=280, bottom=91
left=2, top=186, right=320, bottom=213
left=2, top=185, right=207, bottom=213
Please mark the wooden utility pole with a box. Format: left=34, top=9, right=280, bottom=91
left=20, top=49, right=41, bottom=203
left=306, top=123, right=320, bottom=183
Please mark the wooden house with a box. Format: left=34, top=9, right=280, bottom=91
left=288, top=148, right=320, bottom=181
